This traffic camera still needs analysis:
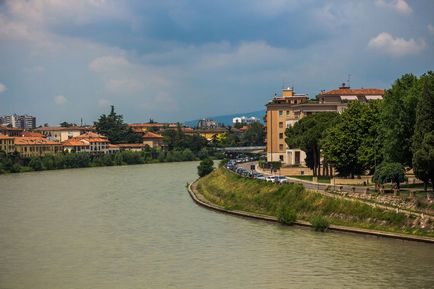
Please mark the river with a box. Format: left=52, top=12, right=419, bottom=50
left=0, top=162, right=433, bottom=289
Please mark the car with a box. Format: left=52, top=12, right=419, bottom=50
left=275, top=176, right=288, bottom=184
left=255, top=174, right=266, bottom=181
left=265, top=176, right=277, bottom=182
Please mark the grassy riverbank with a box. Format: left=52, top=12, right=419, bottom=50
left=196, top=168, right=434, bottom=237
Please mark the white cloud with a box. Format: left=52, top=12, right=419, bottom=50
left=375, top=0, right=412, bottom=14
left=428, top=24, right=434, bottom=35
left=53, top=95, right=67, bottom=105
left=368, top=32, right=426, bottom=56
left=0, top=83, right=6, bottom=93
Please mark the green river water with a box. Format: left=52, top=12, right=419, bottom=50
left=0, top=162, right=433, bottom=289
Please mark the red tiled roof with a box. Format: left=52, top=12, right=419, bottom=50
left=62, top=139, right=90, bottom=146
left=320, top=88, right=384, bottom=96
left=14, top=137, right=62, bottom=146
left=0, top=133, right=13, bottom=140
left=22, top=131, right=45, bottom=138
left=143, top=131, right=163, bottom=139
left=0, top=125, right=23, bottom=131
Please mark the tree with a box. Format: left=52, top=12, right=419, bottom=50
left=372, top=162, right=406, bottom=190
left=59, top=121, right=74, bottom=127
left=162, top=125, right=208, bottom=153
left=412, top=71, right=434, bottom=154
left=285, top=112, right=338, bottom=176
left=197, top=158, right=214, bottom=177
left=322, top=101, right=381, bottom=177
left=381, top=74, right=419, bottom=166
left=241, top=122, right=265, bottom=146
left=94, top=105, right=142, bottom=144
left=413, top=133, right=434, bottom=192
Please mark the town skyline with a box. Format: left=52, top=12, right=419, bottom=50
left=1, top=0, right=434, bottom=124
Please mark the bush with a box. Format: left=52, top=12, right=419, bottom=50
left=197, top=158, right=214, bottom=177
left=310, top=215, right=330, bottom=232
left=277, top=206, right=297, bottom=225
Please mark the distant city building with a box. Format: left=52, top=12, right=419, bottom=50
left=232, top=116, right=258, bottom=126
left=196, top=118, right=218, bottom=129
left=35, top=126, right=92, bottom=142
left=266, top=84, right=384, bottom=166
left=0, top=114, right=36, bottom=129
left=62, top=132, right=109, bottom=153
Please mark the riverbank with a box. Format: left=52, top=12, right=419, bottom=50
left=0, top=149, right=222, bottom=174
left=191, top=168, right=434, bottom=241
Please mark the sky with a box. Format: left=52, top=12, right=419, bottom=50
left=0, top=0, right=433, bottom=125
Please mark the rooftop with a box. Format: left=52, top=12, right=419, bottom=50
left=14, top=137, right=61, bottom=145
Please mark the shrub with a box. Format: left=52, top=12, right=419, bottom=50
left=197, top=158, right=214, bottom=177
left=310, top=215, right=330, bottom=232
left=277, top=206, right=297, bottom=225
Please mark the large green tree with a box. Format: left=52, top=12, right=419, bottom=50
left=285, top=112, right=338, bottom=176
left=162, top=124, right=208, bottom=153
left=381, top=74, right=419, bottom=166
left=411, top=72, right=434, bottom=191
left=95, top=105, right=142, bottom=144
left=322, top=101, right=382, bottom=178
left=413, top=133, right=434, bottom=192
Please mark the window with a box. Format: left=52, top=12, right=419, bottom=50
left=279, top=110, right=283, bottom=116
left=279, top=155, right=284, bottom=161
left=286, top=110, right=290, bottom=115
left=279, top=133, right=283, bottom=139
left=279, top=122, right=283, bottom=128
left=279, top=144, right=284, bottom=150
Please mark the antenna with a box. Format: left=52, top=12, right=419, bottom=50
left=347, top=74, right=351, bottom=88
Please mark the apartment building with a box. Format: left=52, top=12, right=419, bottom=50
left=62, top=132, right=110, bottom=153
left=0, top=114, right=36, bottom=129
left=14, top=137, right=62, bottom=157
left=265, top=84, right=384, bottom=166
left=0, top=134, right=15, bottom=153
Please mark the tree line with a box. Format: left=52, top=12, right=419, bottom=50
left=285, top=71, right=433, bottom=190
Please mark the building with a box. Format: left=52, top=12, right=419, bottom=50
left=14, top=137, right=62, bottom=157
left=116, top=143, right=145, bottom=152
left=265, top=84, right=384, bottom=166
left=0, top=134, right=15, bottom=153
left=195, top=128, right=228, bottom=142
left=0, top=114, right=36, bottom=129
left=0, top=125, right=23, bottom=137
left=196, top=118, right=218, bottom=129
left=129, top=123, right=178, bottom=134
left=35, top=126, right=92, bottom=142
left=143, top=131, right=164, bottom=149
left=232, top=116, right=258, bottom=126
left=62, top=132, right=110, bottom=153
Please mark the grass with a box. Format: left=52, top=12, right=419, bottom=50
left=196, top=168, right=434, bottom=237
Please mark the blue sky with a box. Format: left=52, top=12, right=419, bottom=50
left=0, top=0, right=433, bottom=125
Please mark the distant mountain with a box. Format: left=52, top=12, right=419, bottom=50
left=184, top=110, right=265, bottom=127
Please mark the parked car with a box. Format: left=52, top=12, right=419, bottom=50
left=275, top=176, right=288, bottom=184
left=265, top=176, right=277, bottom=182
left=254, top=174, right=266, bottom=181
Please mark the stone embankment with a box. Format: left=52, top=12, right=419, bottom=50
left=187, top=180, right=434, bottom=244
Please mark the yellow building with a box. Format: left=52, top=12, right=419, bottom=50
left=195, top=128, right=227, bottom=141
left=0, top=134, right=15, bottom=153
left=143, top=132, right=164, bottom=149
left=14, top=137, right=62, bottom=157
left=265, top=84, right=384, bottom=166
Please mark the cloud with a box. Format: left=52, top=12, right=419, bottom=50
left=368, top=32, right=426, bottom=56
left=428, top=24, right=434, bottom=35
left=0, top=83, right=6, bottom=93
left=53, top=95, right=67, bottom=105
left=375, top=0, right=412, bottom=14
